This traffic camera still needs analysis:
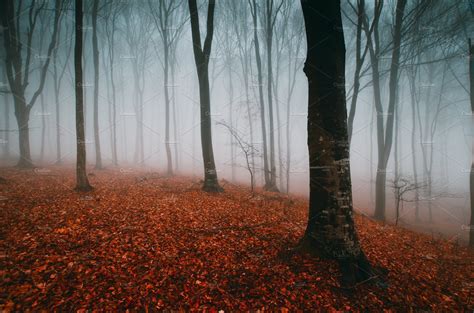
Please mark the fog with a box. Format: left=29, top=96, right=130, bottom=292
left=1, top=0, right=473, bottom=243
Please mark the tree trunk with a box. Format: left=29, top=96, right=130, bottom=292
left=228, top=65, right=236, bottom=182
left=250, top=0, right=271, bottom=188
left=299, top=0, right=372, bottom=286
left=53, top=56, right=62, bottom=164
left=75, top=0, right=92, bottom=192
left=408, top=69, right=420, bottom=222
left=188, top=0, right=222, bottom=192
left=164, top=41, right=173, bottom=176
left=265, top=0, right=278, bottom=192
left=92, top=0, right=102, bottom=169
left=347, top=0, right=365, bottom=144
left=2, top=67, right=10, bottom=159
left=40, top=86, right=46, bottom=162
left=171, top=62, right=179, bottom=172
left=374, top=0, right=407, bottom=221
left=15, top=100, right=33, bottom=168
left=469, top=38, right=473, bottom=247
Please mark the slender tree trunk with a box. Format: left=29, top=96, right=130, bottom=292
left=250, top=0, right=270, bottom=187
left=164, top=41, right=173, bottom=175
left=53, top=55, right=62, bottom=164
left=243, top=60, right=255, bottom=188
left=105, top=13, right=118, bottom=166
left=374, top=0, right=407, bottom=221
left=92, top=0, right=102, bottom=169
left=408, top=69, right=420, bottom=222
left=228, top=65, right=236, bottom=182
left=171, top=62, right=179, bottom=172
left=299, top=0, right=373, bottom=286
left=75, top=0, right=92, bottom=191
left=188, top=0, right=222, bottom=192
left=347, top=0, right=365, bottom=144
left=2, top=68, right=10, bottom=159
left=40, top=79, right=46, bottom=162
left=265, top=1, right=278, bottom=191
left=468, top=39, right=473, bottom=247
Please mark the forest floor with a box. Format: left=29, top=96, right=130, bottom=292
left=0, top=166, right=472, bottom=311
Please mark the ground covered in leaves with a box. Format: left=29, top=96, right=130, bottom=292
left=0, top=166, right=472, bottom=311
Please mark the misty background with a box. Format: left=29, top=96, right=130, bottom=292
left=0, top=0, right=472, bottom=242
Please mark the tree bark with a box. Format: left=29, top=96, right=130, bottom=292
left=299, top=0, right=373, bottom=286
left=188, top=0, right=222, bottom=192
left=75, top=0, right=93, bottom=192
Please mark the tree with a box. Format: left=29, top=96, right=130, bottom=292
left=149, top=0, right=187, bottom=176
left=346, top=0, right=370, bottom=144
left=102, top=1, right=123, bottom=166
left=218, top=121, right=257, bottom=193
left=52, top=11, right=73, bottom=165
left=469, top=38, right=473, bottom=247
left=188, top=0, right=222, bottom=192
left=91, top=0, right=102, bottom=169
left=363, top=0, right=407, bottom=221
left=389, top=177, right=426, bottom=226
left=0, top=0, right=63, bottom=167
left=229, top=0, right=256, bottom=186
left=249, top=0, right=271, bottom=189
left=262, top=0, right=283, bottom=192
left=122, top=3, right=152, bottom=166
left=75, top=0, right=93, bottom=192
left=299, top=0, right=373, bottom=286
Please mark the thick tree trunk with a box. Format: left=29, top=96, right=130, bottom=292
left=188, top=0, right=222, bottom=192
left=15, top=101, right=33, bottom=168
left=299, top=0, right=373, bottom=286
left=75, top=0, right=92, bottom=192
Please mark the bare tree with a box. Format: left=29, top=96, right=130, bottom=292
left=52, top=10, right=72, bottom=165
left=390, top=177, right=426, bottom=226
left=217, top=121, right=257, bottom=193
left=75, top=0, right=92, bottom=191
left=0, top=0, right=63, bottom=167
left=149, top=0, right=187, bottom=176
left=262, top=0, right=283, bottom=192
left=188, top=0, right=222, bottom=192
left=91, top=0, right=102, bottom=169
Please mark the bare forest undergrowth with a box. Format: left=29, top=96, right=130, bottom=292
left=0, top=166, right=472, bottom=311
